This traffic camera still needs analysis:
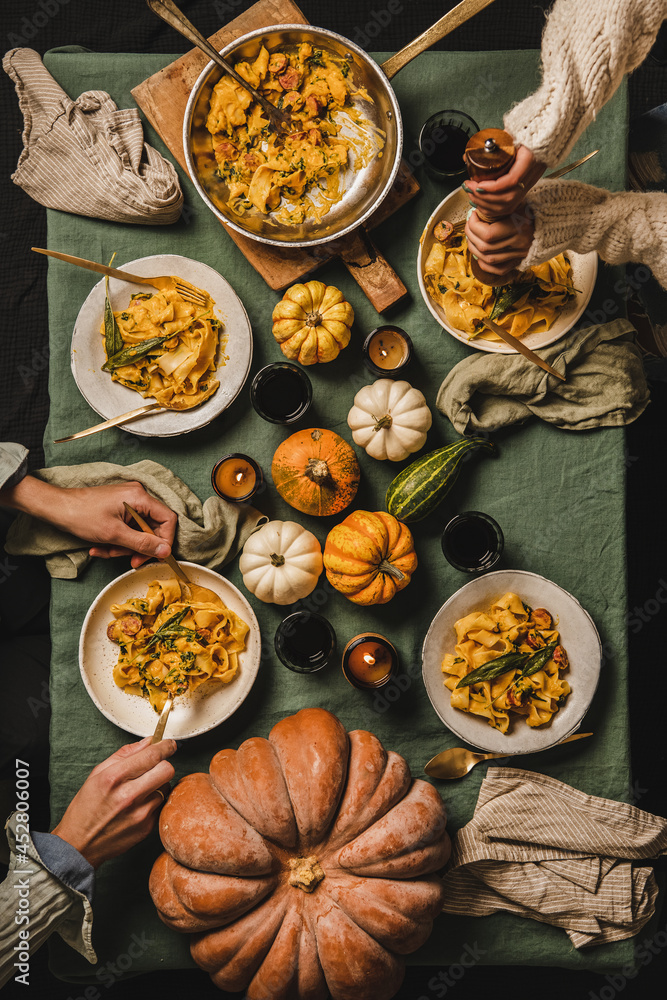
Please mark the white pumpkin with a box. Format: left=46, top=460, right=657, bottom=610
left=347, top=378, right=432, bottom=462
left=239, top=520, right=323, bottom=605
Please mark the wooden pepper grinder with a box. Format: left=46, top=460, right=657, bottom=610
left=464, top=128, right=521, bottom=285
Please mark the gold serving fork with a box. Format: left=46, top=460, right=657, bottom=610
left=32, top=248, right=210, bottom=308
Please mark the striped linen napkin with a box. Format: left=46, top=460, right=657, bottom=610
left=441, top=768, right=667, bottom=947
left=3, top=48, right=182, bottom=224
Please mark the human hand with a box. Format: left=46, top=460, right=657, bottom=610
left=463, top=145, right=545, bottom=216
left=465, top=206, right=535, bottom=278
left=51, top=737, right=177, bottom=868
left=56, top=481, right=177, bottom=568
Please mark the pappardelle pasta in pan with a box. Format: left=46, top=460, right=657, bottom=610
left=207, top=41, right=383, bottom=225
left=441, top=592, right=570, bottom=732
left=100, top=285, right=223, bottom=411
left=423, top=228, right=576, bottom=342
left=106, top=578, right=248, bottom=712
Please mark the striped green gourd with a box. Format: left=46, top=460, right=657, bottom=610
left=386, top=437, right=496, bottom=523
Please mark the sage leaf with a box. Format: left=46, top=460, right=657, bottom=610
left=521, top=642, right=558, bottom=677
left=103, top=253, right=124, bottom=360
left=456, top=651, right=530, bottom=688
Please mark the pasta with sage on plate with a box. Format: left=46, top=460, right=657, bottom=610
left=107, top=578, right=248, bottom=712
left=100, top=282, right=223, bottom=410
left=207, top=42, right=383, bottom=224
left=423, top=228, right=576, bottom=341
left=441, top=592, right=570, bottom=732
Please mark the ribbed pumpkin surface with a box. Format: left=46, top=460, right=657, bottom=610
left=272, top=280, right=354, bottom=365
left=386, top=437, right=496, bottom=523
left=149, top=708, right=450, bottom=1000
left=323, top=510, right=417, bottom=605
left=272, top=427, right=360, bottom=517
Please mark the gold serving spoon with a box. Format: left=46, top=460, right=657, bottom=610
left=424, top=731, right=593, bottom=779
left=145, top=0, right=294, bottom=133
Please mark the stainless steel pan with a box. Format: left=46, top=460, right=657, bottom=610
left=182, top=0, right=497, bottom=247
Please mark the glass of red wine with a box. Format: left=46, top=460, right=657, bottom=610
left=250, top=362, right=312, bottom=424
left=274, top=612, right=336, bottom=673
left=441, top=511, right=504, bottom=573
left=418, top=110, right=480, bottom=180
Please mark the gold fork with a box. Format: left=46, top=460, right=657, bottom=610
left=32, top=248, right=209, bottom=307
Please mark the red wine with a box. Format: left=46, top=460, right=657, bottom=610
left=419, top=110, right=479, bottom=178
left=275, top=612, right=336, bottom=673
left=424, top=124, right=470, bottom=174
left=442, top=512, right=503, bottom=573
left=251, top=363, right=312, bottom=424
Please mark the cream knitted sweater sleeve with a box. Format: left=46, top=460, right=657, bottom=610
left=521, top=179, right=667, bottom=287
left=504, top=0, right=667, bottom=166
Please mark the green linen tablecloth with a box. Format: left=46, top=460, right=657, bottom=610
left=41, top=47, right=639, bottom=980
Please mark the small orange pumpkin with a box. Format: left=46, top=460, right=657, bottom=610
left=272, top=281, right=354, bottom=365
left=323, top=510, right=417, bottom=605
left=272, top=428, right=361, bottom=517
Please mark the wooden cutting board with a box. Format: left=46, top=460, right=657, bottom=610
left=132, top=0, right=419, bottom=312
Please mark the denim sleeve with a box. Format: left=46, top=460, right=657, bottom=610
left=31, top=831, right=95, bottom=905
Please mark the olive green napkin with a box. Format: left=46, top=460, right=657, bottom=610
left=4, top=459, right=266, bottom=579
left=437, top=319, right=650, bottom=434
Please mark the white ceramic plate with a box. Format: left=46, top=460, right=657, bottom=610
left=70, top=254, right=252, bottom=436
left=421, top=569, right=602, bottom=753
left=79, top=562, right=262, bottom=739
left=417, top=188, right=598, bottom=353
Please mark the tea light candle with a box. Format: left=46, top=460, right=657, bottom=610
left=342, top=633, right=399, bottom=689
left=363, top=326, right=413, bottom=377
left=211, top=454, right=262, bottom=502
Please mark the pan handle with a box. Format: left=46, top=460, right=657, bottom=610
left=380, top=0, right=497, bottom=80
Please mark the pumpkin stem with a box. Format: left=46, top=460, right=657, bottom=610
left=305, top=457, right=333, bottom=485
left=373, top=414, right=393, bottom=432
left=270, top=553, right=285, bottom=567
left=288, top=856, right=325, bottom=893
left=378, top=558, right=405, bottom=582
left=305, top=309, right=323, bottom=328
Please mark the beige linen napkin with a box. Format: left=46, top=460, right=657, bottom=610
left=441, top=767, right=667, bottom=948
left=4, top=460, right=267, bottom=579
left=3, top=48, right=183, bottom=224
left=437, top=319, right=650, bottom=434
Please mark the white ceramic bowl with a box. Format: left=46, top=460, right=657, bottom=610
left=71, top=254, right=252, bottom=436
left=79, top=562, right=262, bottom=738
left=417, top=187, right=598, bottom=353
left=422, top=569, right=602, bottom=753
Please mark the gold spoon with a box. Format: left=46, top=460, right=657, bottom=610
left=424, top=731, right=593, bottom=779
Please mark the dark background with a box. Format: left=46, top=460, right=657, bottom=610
left=1, top=1, right=666, bottom=998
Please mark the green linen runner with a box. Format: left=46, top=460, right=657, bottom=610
left=42, top=48, right=637, bottom=979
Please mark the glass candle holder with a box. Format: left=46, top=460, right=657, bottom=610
left=418, top=110, right=480, bottom=180
left=250, top=362, right=312, bottom=424
left=341, top=633, right=399, bottom=690
left=363, top=326, right=413, bottom=377
left=441, top=511, right=504, bottom=573
left=211, top=454, right=263, bottom=503
left=275, top=612, right=336, bottom=674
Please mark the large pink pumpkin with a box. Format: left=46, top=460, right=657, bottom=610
left=149, top=708, right=450, bottom=1000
